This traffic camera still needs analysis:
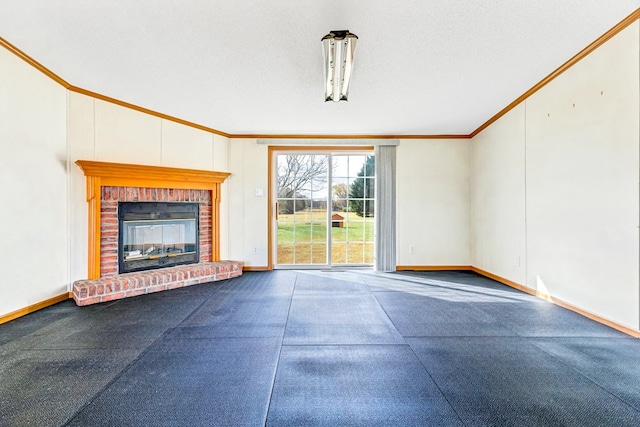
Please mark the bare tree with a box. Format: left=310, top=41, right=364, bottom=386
left=332, top=183, right=349, bottom=211
left=277, top=155, right=328, bottom=214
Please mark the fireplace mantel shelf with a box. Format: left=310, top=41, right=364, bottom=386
left=76, top=160, right=231, bottom=279
left=76, top=160, right=230, bottom=192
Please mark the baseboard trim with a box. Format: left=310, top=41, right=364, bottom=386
left=0, top=293, right=72, bottom=325
left=396, top=265, right=473, bottom=271
left=469, top=267, right=640, bottom=339
left=4, top=268, right=639, bottom=338
left=469, top=267, right=527, bottom=292
left=396, top=265, right=640, bottom=339
left=243, top=266, right=271, bottom=271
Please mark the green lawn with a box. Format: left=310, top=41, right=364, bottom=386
left=277, top=210, right=374, bottom=265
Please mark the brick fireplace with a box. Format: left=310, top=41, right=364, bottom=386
left=100, top=187, right=211, bottom=277
left=72, top=160, right=242, bottom=305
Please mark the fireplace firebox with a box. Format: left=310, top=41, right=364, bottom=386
left=118, top=202, right=199, bottom=274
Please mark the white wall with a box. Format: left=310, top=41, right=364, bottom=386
left=224, top=140, right=473, bottom=269
left=214, top=135, right=230, bottom=260
left=0, top=78, right=232, bottom=317
left=227, top=139, right=269, bottom=267
left=525, top=22, right=639, bottom=329
left=396, top=139, right=471, bottom=267
left=472, top=22, right=640, bottom=330
left=0, top=47, right=68, bottom=316
left=471, top=105, right=527, bottom=284
left=67, top=93, right=231, bottom=283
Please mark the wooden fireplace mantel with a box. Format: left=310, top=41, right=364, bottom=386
left=76, top=160, right=231, bottom=279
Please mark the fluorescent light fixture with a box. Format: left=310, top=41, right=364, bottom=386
left=322, top=30, right=358, bottom=102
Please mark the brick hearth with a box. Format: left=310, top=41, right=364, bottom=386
left=73, top=261, right=243, bottom=306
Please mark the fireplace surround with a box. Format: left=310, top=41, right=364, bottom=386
left=99, top=186, right=212, bottom=277
left=76, top=160, right=230, bottom=278
left=73, top=160, right=242, bottom=305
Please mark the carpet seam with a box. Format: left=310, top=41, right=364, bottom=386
left=61, top=283, right=224, bottom=426
left=263, top=271, right=298, bottom=426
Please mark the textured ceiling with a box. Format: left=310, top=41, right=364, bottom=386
left=1, top=1, right=638, bottom=136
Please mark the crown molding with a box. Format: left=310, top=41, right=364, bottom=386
left=2, top=7, right=639, bottom=140
left=232, top=133, right=470, bottom=139
left=68, top=86, right=232, bottom=138
left=471, top=7, right=640, bottom=137
left=0, top=36, right=70, bottom=88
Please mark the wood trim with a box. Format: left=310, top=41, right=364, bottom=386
left=469, top=267, right=526, bottom=291
left=4, top=9, right=640, bottom=142
left=0, top=36, right=71, bottom=88
left=0, top=293, right=71, bottom=325
left=243, top=266, right=272, bottom=271
left=470, top=267, right=640, bottom=339
left=232, top=134, right=470, bottom=140
left=0, top=38, right=231, bottom=138
left=267, top=149, right=274, bottom=270
left=75, top=160, right=230, bottom=184
left=471, top=7, right=640, bottom=137
left=3, top=10, right=638, bottom=141
left=76, top=160, right=231, bottom=279
left=87, top=176, right=101, bottom=279
left=69, top=86, right=231, bottom=138
left=211, top=184, right=221, bottom=262
left=395, top=265, right=640, bottom=338
left=268, top=145, right=375, bottom=152
left=0, top=37, right=465, bottom=140
left=396, top=265, right=473, bottom=271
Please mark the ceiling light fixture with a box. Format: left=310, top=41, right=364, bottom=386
left=321, top=30, right=358, bottom=102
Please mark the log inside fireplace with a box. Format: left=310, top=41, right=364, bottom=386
left=118, top=202, right=199, bottom=274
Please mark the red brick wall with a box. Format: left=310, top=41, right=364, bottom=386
left=100, top=187, right=212, bottom=277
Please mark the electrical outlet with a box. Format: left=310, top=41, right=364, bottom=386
left=253, top=247, right=258, bottom=254
left=409, top=246, right=415, bottom=254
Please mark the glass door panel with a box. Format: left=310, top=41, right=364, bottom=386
left=275, top=152, right=374, bottom=268
left=330, top=154, right=375, bottom=267
left=276, top=154, right=329, bottom=266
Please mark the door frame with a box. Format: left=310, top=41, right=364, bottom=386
left=267, top=145, right=374, bottom=270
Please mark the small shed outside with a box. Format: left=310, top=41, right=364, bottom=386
left=331, top=213, right=345, bottom=227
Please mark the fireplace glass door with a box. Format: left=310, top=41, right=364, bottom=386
left=122, top=219, right=196, bottom=257
left=118, top=202, right=199, bottom=273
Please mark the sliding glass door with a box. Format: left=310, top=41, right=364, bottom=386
left=275, top=151, right=375, bottom=268
left=276, top=153, right=329, bottom=265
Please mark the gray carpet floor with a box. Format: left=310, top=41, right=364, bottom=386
left=1, top=270, right=639, bottom=426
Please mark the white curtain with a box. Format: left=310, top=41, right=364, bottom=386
left=374, top=145, right=397, bottom=271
